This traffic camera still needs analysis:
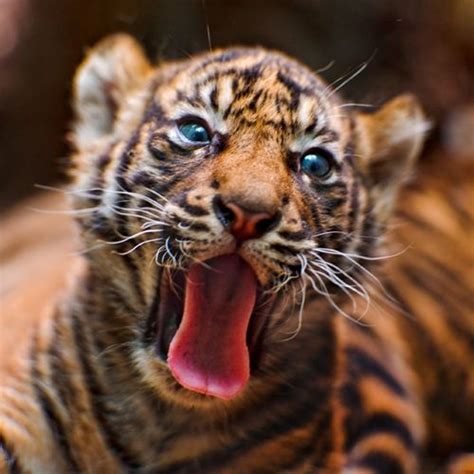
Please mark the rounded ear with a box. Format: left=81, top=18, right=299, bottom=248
left=72, top=33, right=152, bottom=149
left=354, top=94, right=430, bottom=216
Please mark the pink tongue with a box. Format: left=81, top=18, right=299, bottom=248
left=168, top=254, right=257, bottom=400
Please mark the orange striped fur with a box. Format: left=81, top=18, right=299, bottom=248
left=1, top=34, right=473, bottom=473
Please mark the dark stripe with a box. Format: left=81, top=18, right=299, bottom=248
left=213, top=49, right=252, bottom=63
left=278, top=229, right=308, bottom=241
left=243, top=404, right=333, bottom=474
left=240, top=64, right=262, bottom=85
left=149, top=144, right=168, bottom=161
left=304, top=118, right=318, bottom=135
left=341, top=381, right=362, bottom=410
left=231, top=65, right=262, bottom=101
left=308, top=409, right=334, bottom=470
left=401, top=198, right=474, bottom=263
left=380, top=281, right=414, bottom=320
left=175, top=193, right=209, bottom=217
left=48, top=313, right=77, bottom=416
left=166, top=139, right=190, bottom=156
left=181, top=221, right=210, bottom=232
left=87, top=277, right=136, bottom=317
left=97, top=151, right=112, bottom=171
left=270, top=243, right=300, bottom=256
left=182, top=203, right=209, bottom=217
left=182, top=93, right=206, bottom=109
left=347, top=177, right=360, bottom=234
left=155, top=162, right=182, bottom=178
left=187, top=48, right=254, bottom=75
left=340, top=382, right=366, bottom=453
left=345, top=347, right=407, bottom=396
left=276, top=71, right=301, bottom=109
left=116, top=130, right=142, bottom=192
left=402, top=265, right=474, bottom=352
left=323, top=196, right=345, bottom=211
left=120, top=254, right=146, bottom=305
left=115, top=80, right=161, bottom=192
left=209, top=85, right=218, bottom=111
left=248, top=89, right=263, bottom=111
left=265, top=118, right=289, bottom=133
left=413, top=253, right=474, bottom=308
left=89, top=144, right=115, bottom=199
left=355, top=451, right=404, bottom=474
left=71, top=313, right=142, bottom=470
left=108, top=185, right=148, bottom=305
left=111, top=152, right=147, bottom=306
left=160, top=322, right=336, bottom=473
left=0, top=433, right=21, bottom=474
left=155, top=158, right=207, bottom=195
left=396, top=211, right=453, bottom=243
left=345, top=412, right=416, bottom=451
left=87, top=211, right=116, bottom=241
left=317, top=126, right=339, bottom=143
left=332, top=187, right=357, bottom=251
left=160, top=380, right=332, bottom=473
left=30, top=339, right=82, bottom=472
left=131, top=170, right=159, bottom=188
left=115, top=80, right=161, bottom=191
left=382, top=280, right=452, bottom=406
left=344, top=140, right=356, bottom=162
left=231, top=115, right=256, bottom=128
left=308, top=199, right=323, bottom=238
left=295, top=182, right=323, bottom=244
left=143, top=267, right=163, bottom=345
left=355, top=205, right=378, bottom=257
left=252, top=409, right=333, bottom=473
left=315, top=180, right=346, bottom=191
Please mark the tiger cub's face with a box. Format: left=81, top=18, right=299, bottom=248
left=71, top=34, right=426, bottom=406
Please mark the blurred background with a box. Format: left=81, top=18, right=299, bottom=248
left=1, top=0, right=473, bottom=210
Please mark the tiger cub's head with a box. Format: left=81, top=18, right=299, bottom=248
left=70, top=34, right=427, bottom=406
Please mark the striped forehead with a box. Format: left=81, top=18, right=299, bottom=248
left=156, top=50, right=336, bottom=136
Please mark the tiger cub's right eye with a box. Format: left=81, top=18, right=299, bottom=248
left=178, top=121, right=211, bottom=145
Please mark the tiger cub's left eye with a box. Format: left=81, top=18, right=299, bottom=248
left=300, top=148, right=334, bottom=179
left=178, top=121, right=210, bottom=144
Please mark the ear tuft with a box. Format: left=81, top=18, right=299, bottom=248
left=73, top=33, right=152, bottom=149
left=355, top=94, right=430, bottom=215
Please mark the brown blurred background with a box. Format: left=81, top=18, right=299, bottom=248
left=1, top=0, right=473, bottom=210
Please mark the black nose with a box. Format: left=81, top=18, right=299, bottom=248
left=213, top=197, right=281, bottom=241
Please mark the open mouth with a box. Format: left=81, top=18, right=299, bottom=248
left=153, top=254, right=276, bottom=400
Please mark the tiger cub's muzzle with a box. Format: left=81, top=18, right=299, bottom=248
left=149, top=189, right=291, bottom=400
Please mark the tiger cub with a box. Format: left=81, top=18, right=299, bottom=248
left=1, top=34, right=473, bottom=474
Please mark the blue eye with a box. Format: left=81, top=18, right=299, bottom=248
left=300, top=148, right=334, bottom=178
left=178, top=120, right=211, bottom=144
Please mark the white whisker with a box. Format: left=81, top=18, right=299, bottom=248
left=29, top=205, right=102, bottom=216
left=337, top=102, right=375, bottom=110
left=115, top=238, right=163, bottom=256
left=315, top=59, right=335, bottom=74
left=104, top=228, right=163, bottom=246
left=280, top=278, right=306, bottom=342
